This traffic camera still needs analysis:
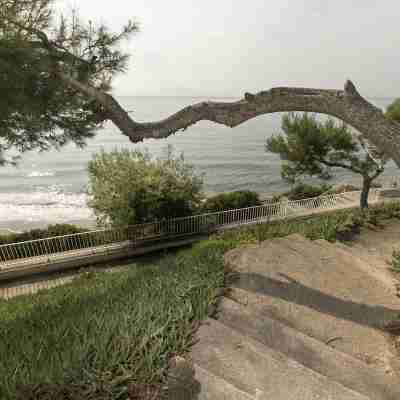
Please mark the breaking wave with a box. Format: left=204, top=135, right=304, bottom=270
left=26, top=171, right=55, bottom=178
left=0, top=188, right=94, bottom=223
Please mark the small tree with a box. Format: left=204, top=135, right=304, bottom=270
left=265, top=113, right=385, bottom=209
left=87, top=145, right=204, bottom=227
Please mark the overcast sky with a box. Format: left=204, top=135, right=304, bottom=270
left=57, top=0, right=399, bottom=98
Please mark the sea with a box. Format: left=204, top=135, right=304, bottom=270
left=0, top=96, right=398, bottom=232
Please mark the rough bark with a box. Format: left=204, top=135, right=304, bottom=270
left=59, top=78, right=400, bottom=169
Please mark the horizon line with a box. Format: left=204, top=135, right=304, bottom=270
left=115, top=94, right=396, bottom=99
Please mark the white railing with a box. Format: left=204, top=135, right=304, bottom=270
left=0, top=188, right=383, bottom=266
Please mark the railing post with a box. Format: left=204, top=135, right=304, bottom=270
left=282, top=198, right=289, bottom=218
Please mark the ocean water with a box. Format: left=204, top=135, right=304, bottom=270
left=0, top=96, right=398, bottom=230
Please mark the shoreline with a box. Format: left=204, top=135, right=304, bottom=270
left=0, top=219, right=97, bottom=235
left=0, top=192, right=279, bottom=234
left=2, top=182, right=391, bottom=234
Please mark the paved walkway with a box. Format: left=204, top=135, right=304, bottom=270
left=0, top=262, right=132, bottom=300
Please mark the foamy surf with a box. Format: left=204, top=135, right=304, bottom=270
left=27, top=171, right=55, bottom=178
left=0, top=190, right=94, bottom=223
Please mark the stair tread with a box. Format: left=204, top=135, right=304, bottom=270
left=216, top=294, right=400, bottom=400
left=314, top=239, right=398, bottom=296
left=190, top=317, right=370, bottom=400
left=224, top=234, right=400, bottom=372
left=193, top=363, right=255, bottom=400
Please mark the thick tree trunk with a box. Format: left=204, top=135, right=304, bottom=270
left=360, top=176, right=372, bottom=209
left=58, top=76, right=400, bottom=169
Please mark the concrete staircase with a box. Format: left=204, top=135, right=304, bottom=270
left=173, top=221, right=400, bottom=399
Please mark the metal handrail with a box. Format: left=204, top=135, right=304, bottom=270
left=0, top=188, right=383, bottom=265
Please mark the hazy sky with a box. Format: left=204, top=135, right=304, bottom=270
left=57, top=0, right=399, bottom=97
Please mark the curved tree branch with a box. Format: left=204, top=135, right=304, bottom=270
left=5, top=13, right=400, bottom=168
left=9, top=17, right=400, bottom=168
left=64, top=78, right=400, bottom=168
left=97, top=80, right=400, bottom=170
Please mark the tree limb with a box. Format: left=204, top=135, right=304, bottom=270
left=62, top=79, right=400, bottom=170
left=5, top=15, right=400, bottom=168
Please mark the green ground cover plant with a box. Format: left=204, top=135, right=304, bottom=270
left=1, top=201, right=400, bottom=399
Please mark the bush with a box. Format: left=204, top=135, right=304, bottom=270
left=386, top=98, right=400, bottom=122
left=271, top=183, right=332, bottom=202
left=286, top=182, right=332, bottom=200
left=201, top=190, right=261, bottom=212
left=0, top=224, right=87, bottom=245
left=87, top=145, right=205, bottom=227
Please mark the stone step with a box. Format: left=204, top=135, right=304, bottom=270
left=346, top=219, right=400, bottom=264
left=288, top=234, right=398, bottom=300
left=224, top=234, right=400, bottom=373
left=193, top=363, right=255, bottom=400
left=312, top=236, right=400, bottom=380
left=190, top=317, right=370, bottom=400
left=215, top=294, right=400, bottom=400
left=313, top=238, right=398, bottom=298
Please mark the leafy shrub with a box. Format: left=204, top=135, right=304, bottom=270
left=286, top=182, right=332, bottom=200
left=201, top=190, right=261, bottom=212
left=0, top=224, right=87, bottom=245
left=386, top=98, right=400, bottom=122
left=271, top=183, right=332, bottom=202
left=88, top=145, right=205, bottom=227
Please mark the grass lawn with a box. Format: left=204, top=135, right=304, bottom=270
left=1, top=201, right=400, bottom=399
